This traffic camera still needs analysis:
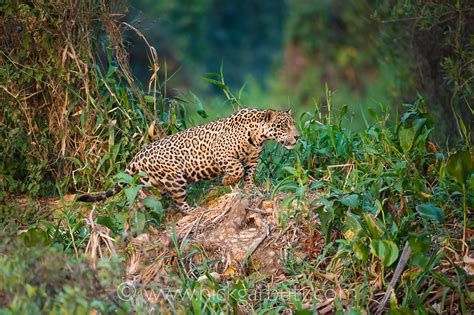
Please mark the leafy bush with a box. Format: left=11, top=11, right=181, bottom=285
left=0, top=0, right=188, bottom=199
left=0, top=230, right=128, bottom=313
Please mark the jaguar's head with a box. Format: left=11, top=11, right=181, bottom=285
left=263, top=109, right=299, bottom=149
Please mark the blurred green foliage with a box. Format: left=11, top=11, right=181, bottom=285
left=127, top=0, right=472, bottom=143
left=127, top=0, right=285, bottom=88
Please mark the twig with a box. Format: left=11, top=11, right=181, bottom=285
left=376, top=242, right=412, bottom=314
left=263, top=222, right=293, bottom=249
left=327, top=163, right=354, bottom=168
left=243, top=223, right=270, bottom=272
left=180, top=212, right=204, bottom=247
left=211, top=196, right=237, bottom=223
left=245, top=207, right=271, bottom=216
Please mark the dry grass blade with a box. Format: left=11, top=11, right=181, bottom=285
left=84, top=207, right=116, bottom=269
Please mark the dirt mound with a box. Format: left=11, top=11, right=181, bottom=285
left=127, top=191, right=302, bottom=284
left=172, top=192, right=279, bottom=276
left=84, top=190, right=321, bottom=287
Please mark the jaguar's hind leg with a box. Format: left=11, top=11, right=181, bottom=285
left=161, top=175, right=195, bottom=214
left=168, top=187, right=196, bottom=213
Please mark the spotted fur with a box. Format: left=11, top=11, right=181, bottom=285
left=77, top=108, right=299, bottom=212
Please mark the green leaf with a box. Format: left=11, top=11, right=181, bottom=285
left=398, top=126, right=415, bottom=154
left=124, top=186, right=140, bottom=205
left=338, top=194, right=359, bottom=208
left=20, top=228, right=51, bottom=247
left=339, top=104, right=348, bottom=121
left=409, top=252, right=430, bottom=269
left=363, top=213, right=383, bottom=239
left=142, top=196, right=163, bottom=213
left=368, top=108, right=378, bottom=121
left=138, top=171, right=148, bottom=178
left=370, top=239, right=399, bottom=267
left=346, top=213, right=364, bottom=236
left=310, top=181, right=324, bottom=190
left=231, top=280, right=247, bottom=303
left=114, top=172, right=133, bottom=184
left=200, top=76, right=226, bottom=89
left=143, top=95, right=156, bottom=104
left=131, top=212, right=146, bottom=234
left=415, top=204, right=445, bottom=222
left=281, top=166, right=299, bottom=177
left=446, top=150, right=474, bottom=185
left=97, top=216, right=117, bottom=232
left=353, top=239, right=370, bottom=261
left=190, top=91, right=208, bottom=119
left=408, top=232, right=430, bottom=253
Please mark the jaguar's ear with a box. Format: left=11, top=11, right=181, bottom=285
left=265, top=110, right=277, bottom=123
left=285, top=108, right=292, bottom=115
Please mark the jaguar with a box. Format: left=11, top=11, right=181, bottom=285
left=77, top=108, right=299, bottom=212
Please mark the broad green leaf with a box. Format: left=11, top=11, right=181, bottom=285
left=97, top=216, right=117, bottom=232
left=393, top=179, right=403, bottom=193
left=142, top=196, right=163, bottom=213
left=310, top=181, right=324, bottom=190
left=112, top=142, right=121, bottom=161
left=446, top=150, right=474, bottom=184
left=412, top=118, right=426, bottom=135
left=115, top=213, right=129, bottom=231
left=281, top=166, right=299, bottom=177
left=415, top=204, right=445, bottom=222
left=409, top=252, right=430, bottom=269
left=229, top=279, right=248, bottom=304
left=353, top=240, right=370, bottom=261
left=398, top=126, right=415, bottom=154
left=190, top=91, right=208, bottom=119
left=138, top=171, right=148, bottom=178
left=124, top=186, right=140, bottom=205
left=143, top=95, right=155, bottom=104
left=368, top=108, right=378, bottom=121
left=346, top=213, right=364, bottom=236
left=339, top=194, right=359, bottom=208
left=370, top=239, right=399, bottom=267
left=319, top=207, right=335, bottom=242
left=114, top=172, right=133, bottom=184
left=19, top=228, right=51, bottom=246
left=363, top=213, right=383, bottom=239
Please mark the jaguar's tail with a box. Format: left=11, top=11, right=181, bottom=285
left=77, top=182, right=127, bottom=203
